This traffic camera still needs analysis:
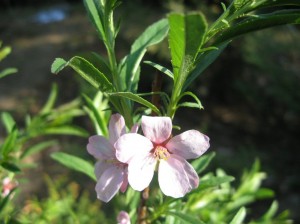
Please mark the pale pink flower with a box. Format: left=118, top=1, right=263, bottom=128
left=115, top=116, right=210, bottom=198
left=117, top=211, right=131, bottom=224
left=2, top=177, right=18, bottom=197
left=87, top=114, right=137, bottom=202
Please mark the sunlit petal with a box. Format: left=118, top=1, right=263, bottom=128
left=109, top=113, right=126, bottom=144
left=166, top=130, right=210, bottom=159
left=95, top=166, right=124, bottom=202
left=158, top=155, right=199, bottom=198
left=128, top=154, right=156, bottom=191
left=141, top=116, right=172, bottom=144
left=115, top=133, right=153, bottom=163
left=87, top=135, right=114, bottom=159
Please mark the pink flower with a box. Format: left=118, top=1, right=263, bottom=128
left=87, top=114, right=137, bottom=202
left=115, top=116, right=210, bottom=198
left=117, top=211, right=131, bottom=224
left=2, top=177, right=18, bottom=197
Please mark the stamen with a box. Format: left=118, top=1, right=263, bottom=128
left=154, top=146, right=170, bottom=160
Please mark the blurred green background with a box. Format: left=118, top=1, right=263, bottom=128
left=0, top=0, right=299, bottom=223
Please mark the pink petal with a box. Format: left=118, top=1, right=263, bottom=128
left=115, top=133, right=153, bottom=163
left=158, top=155, right=199, bottom=198
left=87, top=135, right=115, bottom=159
left=130, top=123, right=139, bottom=133
left=166, top=130, right=210, bottom=160
left=117, top=211, right=131, bottom=224
left=141, top=116, right=172, bottom=144
left=109, top=114, right=126, bottom=144
left=120, top=168, right=129, bottom=193
left=95, top=166, right=124, bottom=202
left=128, top=154, right=156, bottom=191
left=94, top=160, right=112, bottom=180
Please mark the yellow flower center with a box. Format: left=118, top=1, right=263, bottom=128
left=153, top=145, right=170, bottom=160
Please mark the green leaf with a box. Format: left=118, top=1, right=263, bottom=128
left=119, top=19, right=169, bottom=92
left=192, top=152, right=216, bottom=174
left=230, top=207, right=246, bottom=224
left=144, top=61, right=174, bottom=79
left=261, top=201, right=278, bottom=220
left=108, top=92, right=161, bottom=115
left=51, top=56, right=113, bottom=91
left=51, top=152, right=96, bottom=180
left=1, top=112, right=16, bottom=133
left=183, top=41, right=229, bottom=91
left=177, top=91, right=203, bottom=110
left=51, top=58, right=67, bottom=74
left=0, top=188, right=17, bottom=211
left=167, top=211, right=205, bottom=224
left=40, top=83, right=58, bottom=114
left=43, top=125, right=89, bottom=137
left=0, top=46, right=11, bottom=61
left=197, top=175, right=235, bottom=191
left=82, top=94, right=108, bottom=136
left=1, top=162, right=21, bottom=173
left=83, top=0, right=105, bottom=40
left=21, top=140, right=57, bottom=159
left=168, top=13, right=207, bottom=81
left=0, top=68, right=17, bottom=79
left=214, top=10, right=300, bottom=45
left=0, top=125, right=18, bottom=158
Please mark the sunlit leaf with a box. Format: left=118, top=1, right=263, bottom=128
left=167, top=211, right=205, bottom=224
left=51, top=56, right=113, bottom=91
left=168, top=13, right=207, bottom=81
left=119, top=19, right=169, bottom=92
left=192, top=152, right=216, bottom=174
left=229, top=207, right=246, bottom=224
left=0, top=125, right=18, bottom=158
left=0, top=68, right=17, bottom=79
left=214, top=10, right=300, bottom=45
left=51, top=152, right=96, bottom=181
left=43, top=125, right=89, bottom=137
left=21, top=140, right=58, bottom=159
left=40, top=83, right=58, bottom=114
left=1, top=112, right=16, bottom=133
left=108, top=92, right=161, bottom=115
left=183, top=41, right=229, bottom=91
left=144, top=61, right=174, bottom=80
left=197, top=175, right=235, bottom=191
left=82, top=94, right=108, bottom=136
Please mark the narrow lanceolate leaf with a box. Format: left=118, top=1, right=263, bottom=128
left=43, top=125, right=89, bottom=137
left=119, top=19, right=169, bottom=92
left=229, top=207, right=246, bottom=224
left=21, top=140, right=57, bottom=159
left=183, top=41, right=229, bottom=91
left=214, top=10, right=300, bottom=45
left=108, top=92, right=161, bottom=115
left=0, top=68, right=17, bottom=79
left=82, top=94, right=108, bottom=136
left=51, top=56, right=113, bottom=92
left=0, top=46, right=11, bottom=61
left=51, top=152, right=96, bottom=181
left=168, top=13, right=207, bottom=81
left=83, top=0, right=105, bottom=40
left=144, top=61, right=174, bottom=80
left=0, top=125, right=18, bottom=158
left=1, top=162, right=21, bottom=173
left=177, top=91, right=204, bottom=110
left=167, top=211, right=205, bottom=224
left=40, top=83, right=58, bottom=114
left=1, top=112, right=16, bottom=133
left=197, top=175, right=235, bottom=191
left=192, top=152, right=216, bottom=174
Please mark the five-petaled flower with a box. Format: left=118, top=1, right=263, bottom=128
left=87, top=114, right=138, bottom=202
left=115, top=116, right=210, bottom=198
